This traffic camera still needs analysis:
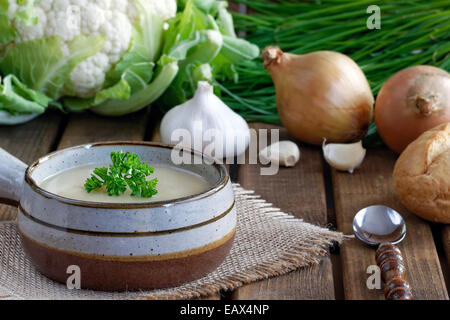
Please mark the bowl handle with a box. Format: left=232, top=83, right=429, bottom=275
left=0, top=148, right=27, bottom=206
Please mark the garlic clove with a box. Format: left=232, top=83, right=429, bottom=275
left=259, top=141, right=300, bottom=167
left=323, top=140, right=366, bottom=173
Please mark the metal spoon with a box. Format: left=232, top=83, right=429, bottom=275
left=353, top=205, right=413, bottom=300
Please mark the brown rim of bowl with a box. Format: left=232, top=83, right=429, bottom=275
left=24, top=141, right=229, bottom=209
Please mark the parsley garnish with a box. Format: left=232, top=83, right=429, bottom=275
left=84, top=151, right=158, bottom=198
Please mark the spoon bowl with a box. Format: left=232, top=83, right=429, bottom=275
left=353, top=205, right=406, bottom=246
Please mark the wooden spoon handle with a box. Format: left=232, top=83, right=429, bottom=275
left=375, top=243, right=414, bottom=300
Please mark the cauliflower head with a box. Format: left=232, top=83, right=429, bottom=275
left=0, top=0, right=259, bottom=124
left=4, top=0, right=177, bottom=98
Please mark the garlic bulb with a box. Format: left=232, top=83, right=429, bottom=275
left=259, top=141, right=300, bottom=167
left=160, top=81, right=250, bottom=159
left=323, top=140, right=366, bottom=173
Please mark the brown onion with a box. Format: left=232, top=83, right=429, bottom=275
left=262, top=46, right=374, bottom=145
left=375, top=65, right=450, bottom=153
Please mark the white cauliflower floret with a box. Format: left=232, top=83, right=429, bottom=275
left=98, top=10, right=132, bottom=63
left=14, top=7, right=47, bottom=41
left=95, top=0, right=112, bottom=10
left=45, top=6, right=81, bottom=42
left=70, top=53, right=110, bottom=95
left=9, top=0, right=177, bottom=97
left=111, top=0, right=128, bottom=12
left=150, top=0, right=177, bottom=21
left=53, top=0, right=71, bottom=11
left=80, top=2, right=106, bottom=34
left=38, top=0, right=53, bottom=11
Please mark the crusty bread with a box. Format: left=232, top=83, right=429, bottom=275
left=393, top=122, right=450, bottom=223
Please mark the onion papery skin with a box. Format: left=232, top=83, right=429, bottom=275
left=262, top=47, right=374, bottom=145
left=375, top=65, right=450, bottom=154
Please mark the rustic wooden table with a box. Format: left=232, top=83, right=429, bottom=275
left=0, top=109, right=448, bottom=300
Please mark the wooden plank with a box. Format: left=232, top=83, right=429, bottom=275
left=443, top=227, right=450, bottom=277
left=58, top=110, right=149, bottom=149
left=151, top=121, right=162, bottom=143
left=238, top=127, right=328, bottom=224
left=235, top=259, right=334, bottom=300
left=0, top=112, right=64, bottom=220
left=232, top=123, right=335, bottom=300
left=199, top=294, right=221, bottom=300
left=333, top=148, right=449, bottom=300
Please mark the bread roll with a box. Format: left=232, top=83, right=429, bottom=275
left=393, top=122, right=450, bottom=223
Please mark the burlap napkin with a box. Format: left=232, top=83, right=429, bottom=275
left=0, top=184, right=344, bottom=300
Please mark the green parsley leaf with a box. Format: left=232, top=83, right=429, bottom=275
left=84, top=151, right=158, bottom=198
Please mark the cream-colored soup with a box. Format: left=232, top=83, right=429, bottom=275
left=39, top=164, right=211, bottom=203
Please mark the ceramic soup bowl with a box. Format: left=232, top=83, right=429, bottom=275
left=0, top=142, right=235, bottom=291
